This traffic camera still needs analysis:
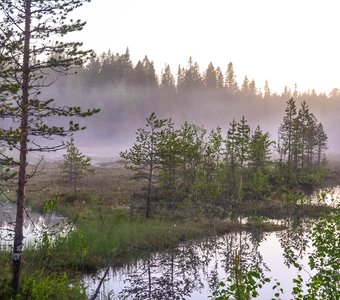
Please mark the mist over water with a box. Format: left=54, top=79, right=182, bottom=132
left=29, top=50, right=340, bottom=163
left=38, top=85, right=339, bottom=162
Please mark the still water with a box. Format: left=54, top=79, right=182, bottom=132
left=85, top=187, right=340, bottom=300
left=1, top=187, right=338, bottom=300
left=0, top=202, right=70, bottom=250
left=85, top=218, right=315, bottom=300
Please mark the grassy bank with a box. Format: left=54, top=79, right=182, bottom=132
left=1, top=159, right=337, bottom=275
left=7, top=212, right=283, bottom=274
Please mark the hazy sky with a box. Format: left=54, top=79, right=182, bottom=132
left=70, top=0, right=340, bottom=94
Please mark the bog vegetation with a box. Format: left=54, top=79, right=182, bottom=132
left=0, top=1, right=339, bottom=299
left=121, top=98, right=328, bottom=218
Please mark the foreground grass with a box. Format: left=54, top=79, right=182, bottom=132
left=16, top=212, right=284, bottom=273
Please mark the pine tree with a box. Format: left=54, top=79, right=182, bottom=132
left=133, top=60, right=146, bottom=85
left=247, top=126, right=274, bottom=201
left=183, top=57, right=203, bottom=90
left=249, top=79, right=258, bottom=96
left=241, top=76, right=250, bottom=96
left=0, top=150, right=16, bottom=191
left=60, top=138, right=91, bottom=198
left=158, top=127, right=182, bottom=213
left=176, top=122, right=206, bottom=200
left=176, top=65, right=185, bottom=93
left=278, top=98, right=328, bottom=185
left=142, top=55, right=158, bottom=87
left=315, top=123, right=328, bottom=165
left=236, top=116, right=250, bottom=169
left=225, top=62, right=239, bottom=95
left=225, top=119, right=240, bottom=208
left=264, top=80, right=271, bottom=98
left=215, top=67, right=225, bottom=89
left=296, top=101, right=311, bottom=173
left=282, top=86, right=292, bottom=98
left=278, top=98, right=298, bottom=174
left=160, top=64, right=176, bottom=91
left=120, top=113, right=172, bottom=218
left=0, top=0, right=98, bottom=293
left=204, top=62, right=217, bottom=89
left=115, top=47, right=134, bottom=84
left=248, top=126, right=273, bottom=171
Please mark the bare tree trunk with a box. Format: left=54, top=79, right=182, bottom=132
left=148, top=258, right=152, bottom=299
left=146, top=129, right=155, bottom=218
left=74, top=174, right=77, bottom=198
left=146, top=160, right=153, bottom=218
left=12, top=0, right=31, bottom=294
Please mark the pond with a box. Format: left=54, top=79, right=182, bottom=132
left=85, top=217, right=315, bottom=300
left=0, top=202, right=70, bottom=250
left=85, top=184, right=340, bottom=300
left=1, top=186, right=338, bottom=299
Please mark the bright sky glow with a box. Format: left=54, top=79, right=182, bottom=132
left=70, top=0, right=340, bottom=94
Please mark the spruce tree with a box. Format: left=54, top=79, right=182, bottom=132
left=215, top=67, right=225, bottom=89
left=60, top=138, right=91, bottom=198
left=264, top=80, right=271, bottom=98
left=204, top=62, right=217, bottom=89
left=315, top=123, right=328, bottom=165
left=236, top=116, right=250, bottom=169
left=241, top=76, right=250, bottom=96
left=225, top=62, right=239, bottom=95
left=248, top=126, right=273, bottom=171
left=278, top=98, right=298, bottom=175
left=160, top=64, right=176, bottom=91
left=247, top=126, right=274, bottom=201
left=225, top=119, right=240, bottom=207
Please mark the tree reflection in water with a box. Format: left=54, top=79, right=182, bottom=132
left=277, top=217, right=313, bottom=270
left=119, top=244, right=204, bottom=300
left=87, top=219, right=314, bottom=300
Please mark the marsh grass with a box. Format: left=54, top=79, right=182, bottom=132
left=0, top=159, right=334, bottom=274
left=47, top=215, right=231, bottom=271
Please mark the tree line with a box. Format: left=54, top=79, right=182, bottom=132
left=121, top=98, right=328, bottom=218
left=78, top=48, right=339, bottom=99
left=44, top=48, right=339, bottom=149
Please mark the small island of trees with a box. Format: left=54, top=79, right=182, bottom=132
left=121, top=98, right=328, bottom=218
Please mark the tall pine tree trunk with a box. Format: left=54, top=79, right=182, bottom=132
left=12, top=0, right=31, bottom=294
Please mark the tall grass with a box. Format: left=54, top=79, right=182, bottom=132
left=53, top=210, right=208, bottom=270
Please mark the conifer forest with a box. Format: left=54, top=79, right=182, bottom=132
left=1, top=1, right=340, bottom=299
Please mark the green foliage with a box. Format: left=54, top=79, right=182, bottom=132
left=122, top=106, right=329, bottom=217
left=0, top=0, right=98, bottom=294
left=248, top=126, right=273, bottom=171
left=213, top=213, right=340, bottom=299
left=236, top=116, right=250, bottom=169
left=120, top=112, right=173, bottom=217
left=0, top=0, right=99, bottom=153
left=278, top=98, right=328, bottom=188
left=0, top=265, right=12, bottom=300
left=0, top=149, right=16, bottom=198
left=248, top=169, right=271, bottom=201
left=211, top=252, right=271, bottom=300
left=20, top=272, right=85, bottom=300
left=282, top=192, right=305, bottom=204
left=59, top=138, right=92, bottom=197
left=0, top=270, right=85, bottom=300
left=296, top=214, right=340, bottom=298
left=43, top=193, right=61, bottom=214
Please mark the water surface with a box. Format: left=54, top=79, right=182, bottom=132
left=86, top=218, right=314, bottom=300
